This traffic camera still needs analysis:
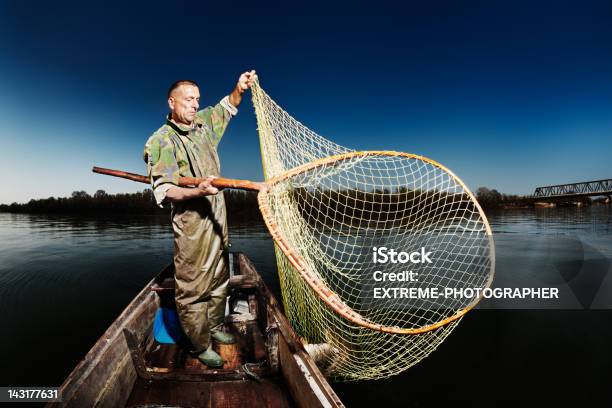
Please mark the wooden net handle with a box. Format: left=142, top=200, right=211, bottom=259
left=92, top=167, right=262, bottom=191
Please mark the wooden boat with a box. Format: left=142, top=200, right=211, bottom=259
left=48, top=252, right=344, bottom=407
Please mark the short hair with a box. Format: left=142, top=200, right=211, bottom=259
left=167, top=80, right=199, bottom=99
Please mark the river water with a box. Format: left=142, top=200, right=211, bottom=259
left=1, top=207, right=611, bottom=406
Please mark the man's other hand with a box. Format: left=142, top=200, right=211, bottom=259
left=197, top=176, right=219, bottom=196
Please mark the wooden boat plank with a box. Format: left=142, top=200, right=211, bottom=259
left=127, top=377, right=292, bottom=408
left=210, top=379, right=293, bottom=408
left=127, top=379, right=213, bottom=408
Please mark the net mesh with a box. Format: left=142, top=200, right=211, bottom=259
left=251, top=82, right=494, bottom=381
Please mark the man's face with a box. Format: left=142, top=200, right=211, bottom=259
left=168, top=84, right=200, bottom=126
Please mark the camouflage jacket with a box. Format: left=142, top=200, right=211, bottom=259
left=143, top=97, right=235, bottom=206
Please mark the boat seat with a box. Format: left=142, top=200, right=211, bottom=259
left=150, top=277, right=175, bottom=292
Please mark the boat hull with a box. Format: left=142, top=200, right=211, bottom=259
left=48, top=252, right=344, bottom=408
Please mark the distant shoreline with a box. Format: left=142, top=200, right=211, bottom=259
left=1, top=187, right=605, bottom=216
left=0, top=189, right=263, bottom=223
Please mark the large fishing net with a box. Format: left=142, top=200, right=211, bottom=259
left=250, top=82, right=495, bottom=381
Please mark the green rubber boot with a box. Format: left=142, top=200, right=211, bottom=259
left=198, top=346, right=223, bottom=368
left=211, top=329, right=236, bottom=345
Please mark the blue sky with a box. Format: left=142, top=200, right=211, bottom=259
left=1, top=0, right=611, bottom=204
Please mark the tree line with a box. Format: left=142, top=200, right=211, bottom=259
left=0, top=189, right=262, bottom=223
left=474, top=187, right=533, bottom=209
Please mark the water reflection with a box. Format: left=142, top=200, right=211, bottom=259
left=488, top=206, right=612, bottom=236
left=0, top=206, right=611, bottom=400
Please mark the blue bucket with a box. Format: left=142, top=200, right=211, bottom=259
left=153, top=307, right=184, bottom=344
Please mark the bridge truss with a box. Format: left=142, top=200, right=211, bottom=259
left=533, top=179, right=612, bottom=199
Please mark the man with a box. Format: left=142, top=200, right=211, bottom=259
left=143, top=70, right=257, bottom=367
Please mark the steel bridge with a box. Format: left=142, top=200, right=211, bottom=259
left=533, top=179, right=612, bottom=199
